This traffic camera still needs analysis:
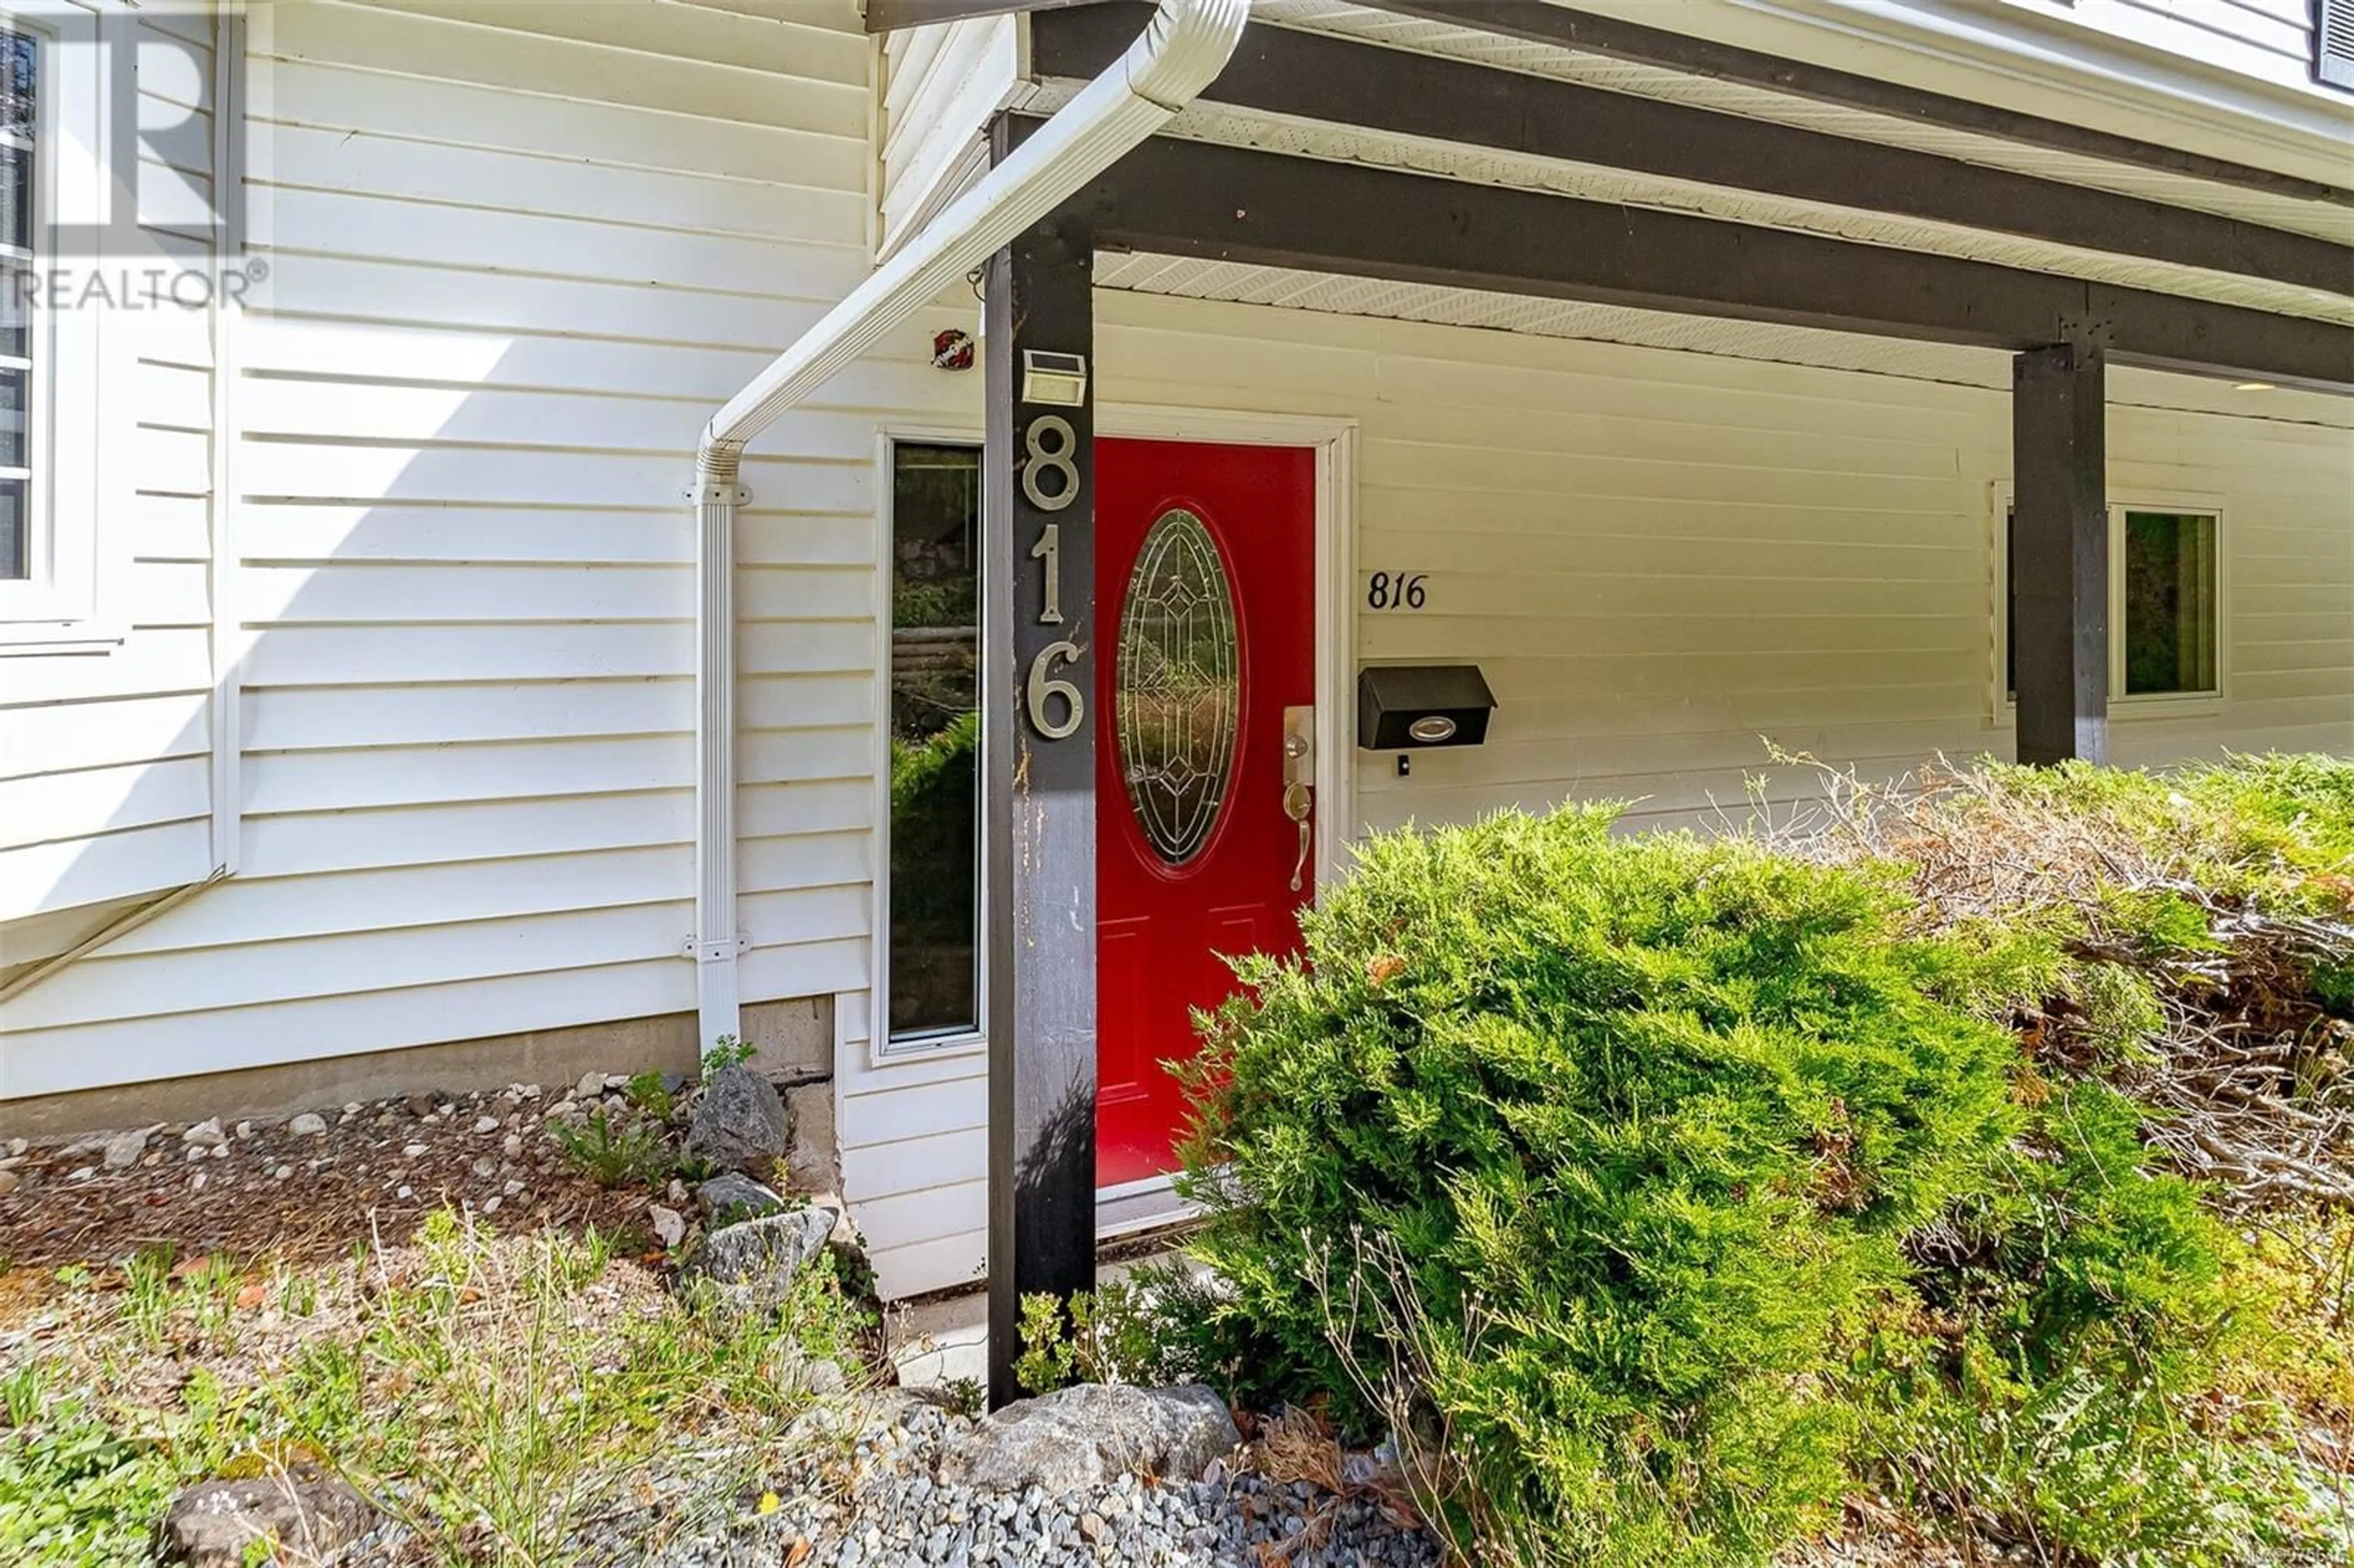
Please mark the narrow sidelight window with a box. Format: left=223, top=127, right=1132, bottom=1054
left=2120, top=511, right=2217, bottom=696
left=886, top=443, right=983, bottom=1045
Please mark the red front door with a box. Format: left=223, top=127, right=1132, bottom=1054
left=1094, top=438, right=1317, bottom=1187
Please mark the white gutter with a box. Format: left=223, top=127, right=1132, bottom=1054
left=686, top=0, right=1250, bottom=1049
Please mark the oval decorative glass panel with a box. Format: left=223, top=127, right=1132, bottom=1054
left=1116, top=508, right=1240, bottom=867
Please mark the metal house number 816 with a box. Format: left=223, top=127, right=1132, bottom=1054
left=1022, top=416, right=1084, bottom=740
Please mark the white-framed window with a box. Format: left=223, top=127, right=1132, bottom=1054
left=1995, top=489, right=2227, bottom=711
left=877, top=436, right=988, bottom=1057
left=0, top=3, right=117, bottom=653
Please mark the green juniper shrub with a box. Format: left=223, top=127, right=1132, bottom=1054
left=1858, top=1083, right=2312, bottom=1566
left=1172, top=807, right=2028, bottom=1568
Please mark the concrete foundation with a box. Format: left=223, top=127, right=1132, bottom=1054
left=0, top=997, right=839, bottom=1172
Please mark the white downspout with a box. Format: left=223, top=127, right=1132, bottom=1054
left=687, top=0, right=1249, bottom=1050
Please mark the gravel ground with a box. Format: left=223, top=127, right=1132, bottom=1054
left=592, top=1391, right=1442, bottom=1568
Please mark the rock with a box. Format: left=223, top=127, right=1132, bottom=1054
left=183, top=1118, right=227, bottom=1149
left=685, top=1205, right=838, bottom=1322
left=234, top=1121, right=253, bottom=1141
left=156, top=1465, right=381, bottom=1566
left=482, top=1196, right=501, bottom=1214
left=473, top=1115, right=500, bottom=1135
left=68, top=1166, right=96, bottom=1181
left=501, top=1134, right=524, bottom=1159
left=649, top=1205, right=687, bottom=1249
left=401, top=1144, right=428, bottom=1159
left=288, top=1112, right=328, bottom=1136
left=404, top=1093, right=438, bottom=1119
left=0, top=1170, right=18, bottom=1197
left=576, top=1070, right=606, bottom=1102
left=935, top=1384, right=1240, bottom=1496
left=103, top=1129, right=149, bottom=1170
left=682, top=1065, right=788, bottom=1176
left=186, top=1145, right=208, bottom=1165
left=806, top=1358, right=847, bottom=1398
left=696, top=1171, right=785, bottom=1222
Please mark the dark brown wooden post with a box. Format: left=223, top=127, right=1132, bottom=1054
left=983, top=185, right=1098, bottom=1408
left=2011, top=340, right=2108, bottom=766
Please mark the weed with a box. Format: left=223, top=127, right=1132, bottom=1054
left=701, top=1034, right=756, bottom=1077
left=121, top=1245, right=174, bottom=1348
left=548, top=1109, right=671, bottom=1191
left=623, top=1069, right=676, bottom=1121
left=1013, top=1268, right=1214, bottom=1396
left=940, top=1377, right=985, bottom=1418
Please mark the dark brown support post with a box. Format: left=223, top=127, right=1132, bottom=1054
left=2011, top=341, right=2109, bottom=766
left=983, top=179, right=1098, bottom=1407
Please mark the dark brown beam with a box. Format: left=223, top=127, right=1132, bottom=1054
left=984, top=136, right=1100, bottom=1406
left=1363, top=0, right=2354, bottom=211
left=2012, top=343, right=2109, bottom=766
left=1019, top=118, right=2354, bottom=390
left=1035, top=5, right=2351, bottom=297
left=864, top=0, right=1103, bottom=33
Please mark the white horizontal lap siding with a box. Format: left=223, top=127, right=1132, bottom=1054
left=1, top=0, right=930, bottom=1102
left=880, top=14, right=1021, bottom=260
left=0, top=11, right=219, bottom=947
left=2035, top=0, right=2320, bottom=89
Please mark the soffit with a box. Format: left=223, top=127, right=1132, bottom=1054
left=1026, top=82, right=2354, bottom=325
left=1094, top=249, right=2354, bottom=428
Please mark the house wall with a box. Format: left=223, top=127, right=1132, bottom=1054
left=1994, top=0, right=2326, bottom=96
left=839, top=289, right=2354, bottom=1301
left=0, top=0, right=980, bottom=1101
left=0, top=5, right=224, bottom=971
left=878, top=12, right=1021, bottom=262
left=3, top=4, right=2346, bottom=1306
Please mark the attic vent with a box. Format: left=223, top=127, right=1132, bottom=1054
left=2322, top=0, right=2354, bottom=91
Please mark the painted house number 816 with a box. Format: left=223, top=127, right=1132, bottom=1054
left=1022, top=415, right=1084, bottom=740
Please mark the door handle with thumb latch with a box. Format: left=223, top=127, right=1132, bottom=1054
left=1282, top=706, right=1315, bottom=893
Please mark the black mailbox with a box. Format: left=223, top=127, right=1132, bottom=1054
left=1357, top=664, right=1496, bottom=750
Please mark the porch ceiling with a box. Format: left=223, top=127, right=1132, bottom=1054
left=1092, top=251, right=2354, bottom=429
left=1026, top=81, right=2353, bottom=327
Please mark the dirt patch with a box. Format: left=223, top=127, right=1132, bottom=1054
left=0, top=1079, right=666, bottom=1300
